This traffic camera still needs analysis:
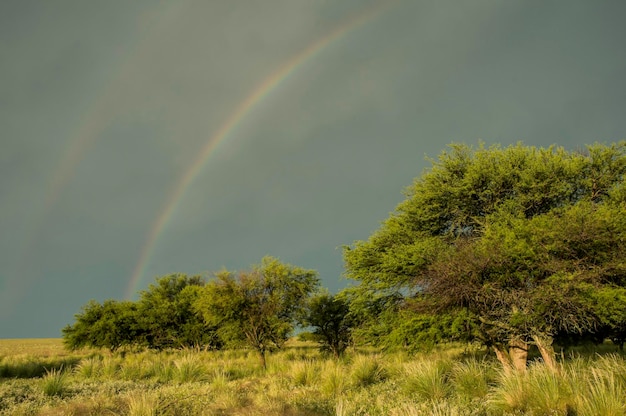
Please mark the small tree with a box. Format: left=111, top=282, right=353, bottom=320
left=195, top=256, right=319, bottom=368
left=63, top=274, right=221, bottom=352
left=306, top=291, right=352, bottom=357
left=62, top=300, right=138, bottom=352
left=135, top=274, right=218, bottom=349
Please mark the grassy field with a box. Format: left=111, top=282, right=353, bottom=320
left=1, top=339, right=625, bottom=415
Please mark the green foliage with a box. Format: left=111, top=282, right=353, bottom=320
left=344, top=142, right=626, bottom=361
left=135, top=274, right=219, bottom=350
left=343, top=286, right=476, bottom=352
left=194, top=256, right=319, bottom=367
left=305, top=291, right=352, bottom=357
left=63, top=274, right=221, bottom=352
left=62, top=299, right=138, bottom=351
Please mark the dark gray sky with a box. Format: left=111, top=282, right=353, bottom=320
left=2, top=0, right=625, bottom=338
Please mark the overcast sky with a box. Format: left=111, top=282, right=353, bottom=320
left=2, top=0, right=625, bottom=338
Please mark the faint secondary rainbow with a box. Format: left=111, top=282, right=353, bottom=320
left=125, top=2, right=393, bottom=298
left=0, top=1, right=186, bottom=319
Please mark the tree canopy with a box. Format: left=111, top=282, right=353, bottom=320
left=305, top=291, right=352, bottom=357
left=344, top=142, right=626, bottom=370
left=135, top=274, right=217, bottom=350
left=194, top=256, right=319, bottom=368
left=62, top=300, right=138, bottom=352
left=62, top=274, right=220, bottom=351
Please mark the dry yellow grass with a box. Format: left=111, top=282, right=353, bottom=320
left=0, top=338, right=66, bottom=358
left=0, top=339, right=625, bottom=415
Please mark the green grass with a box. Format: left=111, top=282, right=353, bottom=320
left=41, top=367, right=68, bottom=397
left=402, top=359, right=452, bottom=401
left=349, top=354, right=388, bottom=388
left=1, top=339, right=626, bottom=415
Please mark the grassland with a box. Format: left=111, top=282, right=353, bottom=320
left=1, top=338, right=625, bottom=415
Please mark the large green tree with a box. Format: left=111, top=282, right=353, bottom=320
left=135, top=274, right=219, bottom=350
left=194, top=257, right=319, bottom=368
left=344, top=143, right=626, bottom=371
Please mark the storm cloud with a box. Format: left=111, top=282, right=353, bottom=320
left=1, top=0, right=625, bottom=337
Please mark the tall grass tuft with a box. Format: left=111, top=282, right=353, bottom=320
left=41, top=368, right=68, bottom=397
left=575, top=367, right=626, bottom=416
left=489, top=369, right=531, bottom=414
left=594, top=353, right=626, bottom=387
left=75, top=356, right=99, bottom=378
left=526, top=362, right=573, bottom=415
left=290, top=359, right=319, bottom=387
left=127, top=391, right=159, bottom=416
left=100, top=357, right=120, bottom=379
left=320, top=360, right=346, bottom=397
left=120, top=362, right=144, bottom=380
left=150, top=360, right=174, bottom=383
left=451, top=358, right=493, bottom=400
left=210, top=368, right=230, bottom=391
left=173, top=355, right=207, bottom=383
left=490, top=363, right=574, bottom=415
left=119, top=354, right=152, bottom=380
left=402, top=360, right=452, bottom=401
left=350, top=354, right=387, bottom=388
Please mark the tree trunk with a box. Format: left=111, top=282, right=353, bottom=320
left=493, top=344, right=514, bottom=375
left=509, top=338, right=528, bottom=372
left=259, top=348, right=266, bottom=370
left=532, top=334, right=557, bottom=372
left=493, top=339, right=528, bottom=373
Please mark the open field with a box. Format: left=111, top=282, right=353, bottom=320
left=1, top=339, right=626, bottom=415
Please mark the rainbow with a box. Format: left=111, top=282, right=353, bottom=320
left=125, top=2, right=392, bottom=298
left=0, top=2, right=185, bottom=318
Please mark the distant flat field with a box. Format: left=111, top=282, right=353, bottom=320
left=0, top=338, right=65, bottom=357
